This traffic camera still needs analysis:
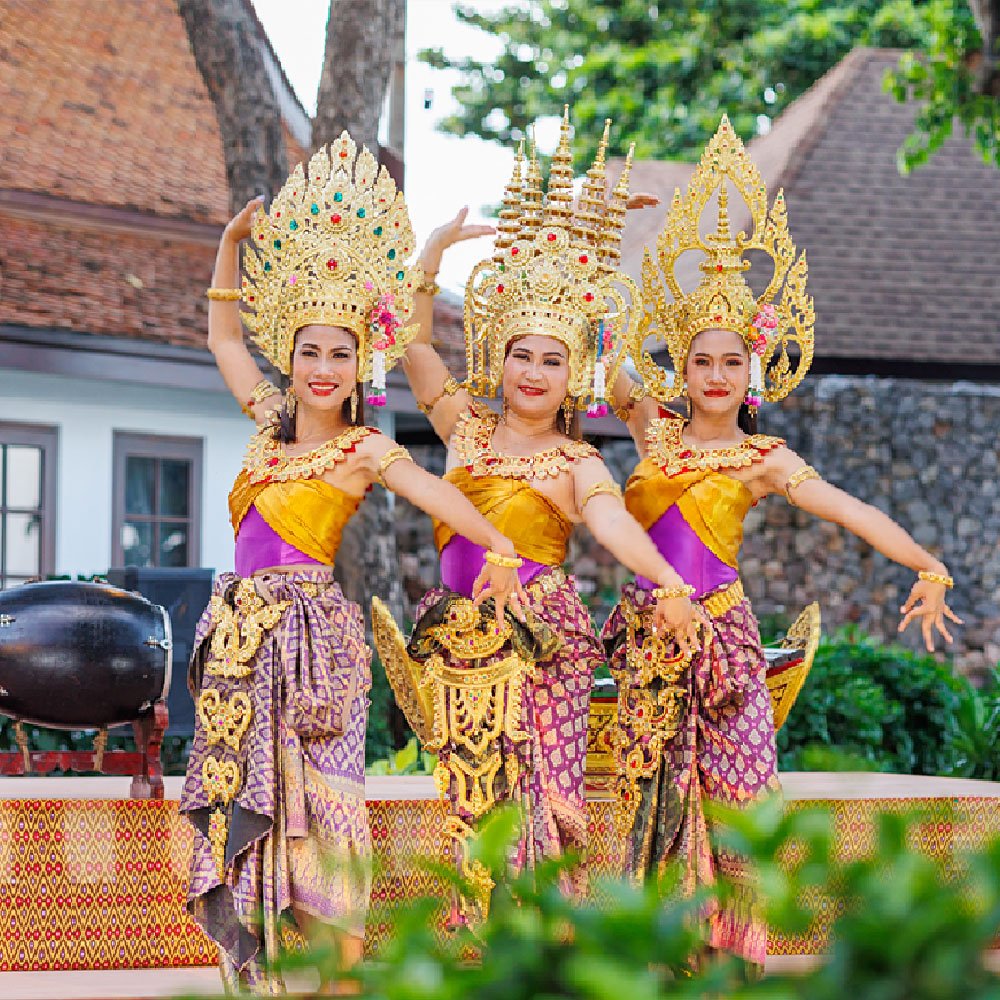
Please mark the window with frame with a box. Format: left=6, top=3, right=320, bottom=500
left=0, top=423, right=58, bottom=589
left=112, top=432, right=203, bottom=568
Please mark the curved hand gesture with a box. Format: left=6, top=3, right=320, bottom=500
left=652, top=595, right=701, bottom=659
left=898, top=579, right=963, bottom=652
left=420, top=207, right=495, bottom=274
left=472, top=562, right=528, bottom=629
left=224, top=195, right=266, bottom=245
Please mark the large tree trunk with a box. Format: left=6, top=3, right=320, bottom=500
left=313, top=0, right=403, bottom=153
left=177, top=0, right=288, bottom=210
left=315, top=0, right=407, bottom=627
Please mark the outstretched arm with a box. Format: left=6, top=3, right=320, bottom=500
left=401, top=208, right=492, bottom=443
left=207, top=196, right=282, bottom=422
left=574, top=457, right=700, bottom=654
left=363, top=437, right=526, bottom=623
left=763, top=447, right=961, bottom=651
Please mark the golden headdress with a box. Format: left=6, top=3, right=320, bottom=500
left=464, top=108, right=640, bottom=415
left=241, top=131, right=422, bottom=404
left=631, top=115, right=814, bottom=408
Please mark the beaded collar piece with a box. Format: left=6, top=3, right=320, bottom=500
left=242, top=424, right=378, bottom=485
left=453, top=404, right=597, bottom=481
left=645, top=416, right=783, bottom=479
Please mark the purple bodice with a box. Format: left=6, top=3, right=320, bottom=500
left=440, top=534, right=547, bottom=598
left=636, top=503, right=738, bottom=598
left=234, top=504, right=324, bottom=577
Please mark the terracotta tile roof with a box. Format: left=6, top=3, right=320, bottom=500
left=615, top=48, right=1000, bottom=367
left=0, top=0, right=230, bottom=224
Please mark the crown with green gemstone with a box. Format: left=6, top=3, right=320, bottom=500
left=241, top=131, right=422, bottom=388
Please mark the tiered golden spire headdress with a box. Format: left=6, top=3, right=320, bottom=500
left=631, top=115, right=815, bottom=410
left=241, top=131, right=422, bottom=406
left=464, top=108, right=640, bottom=416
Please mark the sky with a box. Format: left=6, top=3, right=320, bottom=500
left=251, top=0, right=539, bottom=293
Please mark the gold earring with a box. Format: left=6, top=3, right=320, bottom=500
left=562, top=395, right=575, bottom=432
left=502, top=394, right=510, bottom=422
left=350, top=386, right=359, bottom=423
left=286, top=386, right=297, bottom=419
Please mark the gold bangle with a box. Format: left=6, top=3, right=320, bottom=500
left=206, top=287, right=242, bottom=301
left=415, top=277, right=441, bottom=296
left=416, top=376, right=461, bottom=416
left=580, top=479, right=623, bottom=509
left=918, top=570, right=954, bottom=589
left=612, top=400, right=634, bottom=423
left=651, top=583, right=695, bottom=601
left=485, top=550, right=523, bottom=569
left=784, top=465, right=821, bottom=504
left=376, top=446, right=412, bottom=488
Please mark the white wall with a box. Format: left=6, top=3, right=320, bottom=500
left=0, top=370, right=249, bottom=577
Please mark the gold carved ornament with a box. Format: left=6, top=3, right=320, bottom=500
left=204, top=578, right=290, bottom=679
left=612, top=596, right=701, bottom=841
left=766, top=601, right=822, bottom=730
left=644, top=415, right=785, bottom=479
left=464, top=109, right=639, bottom=418
left=197, top=690, right=253, bottom=753
left=241, top=423, right=378, bottom=485
left=629, top=115, right=815, bottom=408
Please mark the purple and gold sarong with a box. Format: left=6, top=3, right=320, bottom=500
left=410, top=568, right=602, bottom=898
left=180, top=570, right=371, bottom=992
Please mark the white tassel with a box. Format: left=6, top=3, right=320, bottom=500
left=750, top=353, right=762, bottom=392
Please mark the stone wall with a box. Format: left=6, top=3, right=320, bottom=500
left=392, top=377, right=999, bottom=676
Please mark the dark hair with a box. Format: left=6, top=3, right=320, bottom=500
left=737, top=402, right=758, bottom=435
left=273, top=381, right=366, bottom=444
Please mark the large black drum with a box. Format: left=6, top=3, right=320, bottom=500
left=0, top=580, right=171, bottom=729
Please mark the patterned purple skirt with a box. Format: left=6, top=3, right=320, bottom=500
left=602, top=581, right=779, bottom=969
left=413, top=568, right=603, bottom=898
left=180, top=570, right=371, bottom=992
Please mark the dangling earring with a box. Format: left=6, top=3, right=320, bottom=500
left=350, top=386, right=359, bottom=423
left=683, top=394, right=691, bottom=421
left=286, top=386, right=297, bottom=419
left=502, top=394, right=510, bottom=423
left=562, top=395, right=575, bottom=433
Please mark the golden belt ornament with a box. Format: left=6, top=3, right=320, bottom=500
left=205, top=577, right=290, bottom=679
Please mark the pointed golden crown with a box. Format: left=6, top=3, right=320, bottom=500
left=464, top=109, right=639, bottom=408
left=631, top=115, right=814, bottom=404
left=241, top=131, right=422, bottom=380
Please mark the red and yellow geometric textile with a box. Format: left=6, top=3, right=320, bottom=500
left=1, top=792, right=998, bottom=971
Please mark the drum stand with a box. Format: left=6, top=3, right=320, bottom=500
left=0, top=700, right=169, bottom=799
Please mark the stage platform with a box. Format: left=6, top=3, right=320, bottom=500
left=1, top=772, right=998, bottom=997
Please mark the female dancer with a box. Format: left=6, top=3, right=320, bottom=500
left=605, top=116, right=960, bottom=971
left=180, top=133, right=524, bottom=993
left=375, top=112, right=697, bottom=918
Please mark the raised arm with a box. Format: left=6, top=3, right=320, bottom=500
left=573, top=457, right=700, bottom=654
left=763, top=447, right=961, bottom=651
left=207, top=196, right=281, bottom=422
left=610, top=369, right=662, bottom=453
left=360, top=435, right=526, bottom=623
left=401, top=208, right=492, bottom=444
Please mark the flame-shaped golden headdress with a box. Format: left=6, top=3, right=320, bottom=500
left=464, top=109, right=640, bottom=414
left=632, top=115, right=814, bottom=406
left=241, top=131, right=422, bottom=401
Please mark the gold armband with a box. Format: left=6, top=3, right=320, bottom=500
left=651, top=583, right=696, bottom=601
left=241, top=379, right=281, bottom=419
left=918, top=570, right=954, bottom=589
left=612, top=400, right=634, bottom=423
left=580, top=479, right=623, bottom=509
left=484, top=550, right=523, bottom=569
left=416, top=376, right=461, bottom=416
left=376, top=446, right=412, bottom=488
left=206, top=287, right=242, bottom=301
left=784, top=465, right=821, bottom=504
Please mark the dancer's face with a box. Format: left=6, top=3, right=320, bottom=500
left=502, top=335, right=571, bottom=423
left=291, top=325, right=358, bottom=413
left=685, top=329, right=749, bottom=419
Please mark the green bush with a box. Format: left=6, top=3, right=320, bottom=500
left=237, top=801, right=1000, bottom=999
left=777, top=627, right=1000, bottom=780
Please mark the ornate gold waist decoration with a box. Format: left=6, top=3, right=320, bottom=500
left=701, top=579, right=746, bottom=618
left=204, top=578, right=290, bottom=679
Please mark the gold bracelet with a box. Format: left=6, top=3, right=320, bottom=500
left=206, top=287, right=242, bottom=301
left=416, top=376, right=461, bottom=416
left=376, top=446, right=412, bottom=487
left=580, top=479, right=623, bottom=508
left=415, top=277, right=441, bottom=296
left=612, top=400, right=634, bottom=423
left=918, top=570, right=954, bottom=589
left=485, top=550, right=523, bottom=569
left=784, top=465, right=821, bottom=504
left=651, top=583, right=695, bottom=601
